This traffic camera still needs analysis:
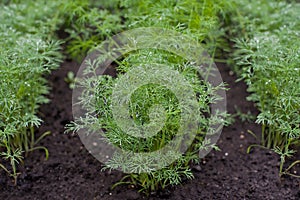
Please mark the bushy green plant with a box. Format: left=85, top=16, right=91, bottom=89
left=67, top=0, right=233, bottom=194
left=68, top=46, right=229, bottom=194
left=120, top=0, right=235, bottom=56
left=61, top=0, right=236, bottom=62
left=230, top=0, right=300, bottom=176
left=61, top=0, right=124, bottom=60
left=0, top=1, right=63, bottom=183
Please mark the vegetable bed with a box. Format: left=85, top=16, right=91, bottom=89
left=1, top=61, right=299, bottom=199
left=1, top=0, right=299, bottom=199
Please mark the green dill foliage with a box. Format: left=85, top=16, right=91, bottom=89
left=0, top=1, right=63, bottom=183
left=67, top=0, right=232, bottom=194
left=233, top=106, right=255, bottom=123
left=61, top=0, right=236, bottom=61
left=120, top=0, right=235, bottom=55
left=69, top=47, right=228, bottom=194
left=61, top=0, right=124, bottom=60
left=231, top=0, right=300, bottom=176
left=64, top=71, right=76, bottom=89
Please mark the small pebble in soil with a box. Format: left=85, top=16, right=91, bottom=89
left=229, top=71, right=234, bottom=76
left=240, top=134, right=245, bottom=139
left=192, top=165, right=202, bottom=172
left=225, top=152, right=229, bottom=156
left=92, top=142, right=97, bottom=146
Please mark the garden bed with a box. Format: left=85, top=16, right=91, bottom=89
left=1, top=0, right=300, bottom=199
left=0, top=61, right=299, bottom=199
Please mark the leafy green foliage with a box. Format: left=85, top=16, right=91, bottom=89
left=69, top=47, right=229, bottom=194
left=67, top=0, right=233, bottom=194
left=61, top=0, right=236, bottom=62
left=0, top=1, right=63, bottom=182
left=64, top=71, right=76, bottom=89
left=61, top=0, right=124, bottom=60
left=231, top=0, right=300, bottom=176
left=120, top=0, right=235, bottom=58
left=233, top=106, right=255, bottom=123
left=120, top=0, right=235, bottom=55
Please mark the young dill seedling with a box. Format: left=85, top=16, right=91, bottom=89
left=233, top=106, right=255, bottom=123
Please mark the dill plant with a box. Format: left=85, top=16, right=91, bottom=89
left=68, top=47, right=228, bottom=194
left=0, top=1, right=63, bottom=183
left=230, top=0, right=300, bottom=176
left=67, top=0, right=233, bottom=194
left=120, top=0, right=235, bottom=56
left=61, top=0, right=124, bottom=60
left=61, top=0, right=236, bottom=61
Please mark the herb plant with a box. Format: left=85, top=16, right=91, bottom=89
left=67, top=0, right=232, bottom=194
left=230, top=0, right=300, bottom=176
left=61, top=0, right=124, bottom=61
left=61, top=0, right=236, bottom=61
left=0, top=1, right=63, bottom=183
left=68, top=47, right=229, bottom=194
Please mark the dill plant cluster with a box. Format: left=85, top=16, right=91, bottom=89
left=67, top=0, right=233, bottom=194
left=70, top=47, right=228, bottom=193
left=230, top=0, right=300, bottom=176
left=0, top=1, right=63, bottom=183
left=62, top=0, right=235, bottom=61
left=4, top=0, right=299, bottom=194
left=61, top=0, right=124, bottom=60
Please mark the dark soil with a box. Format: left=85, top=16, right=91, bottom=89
left=0, top=60, right=299, bottom=200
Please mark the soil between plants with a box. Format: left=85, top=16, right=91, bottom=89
left=0, top=60, right=299, bottom=200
